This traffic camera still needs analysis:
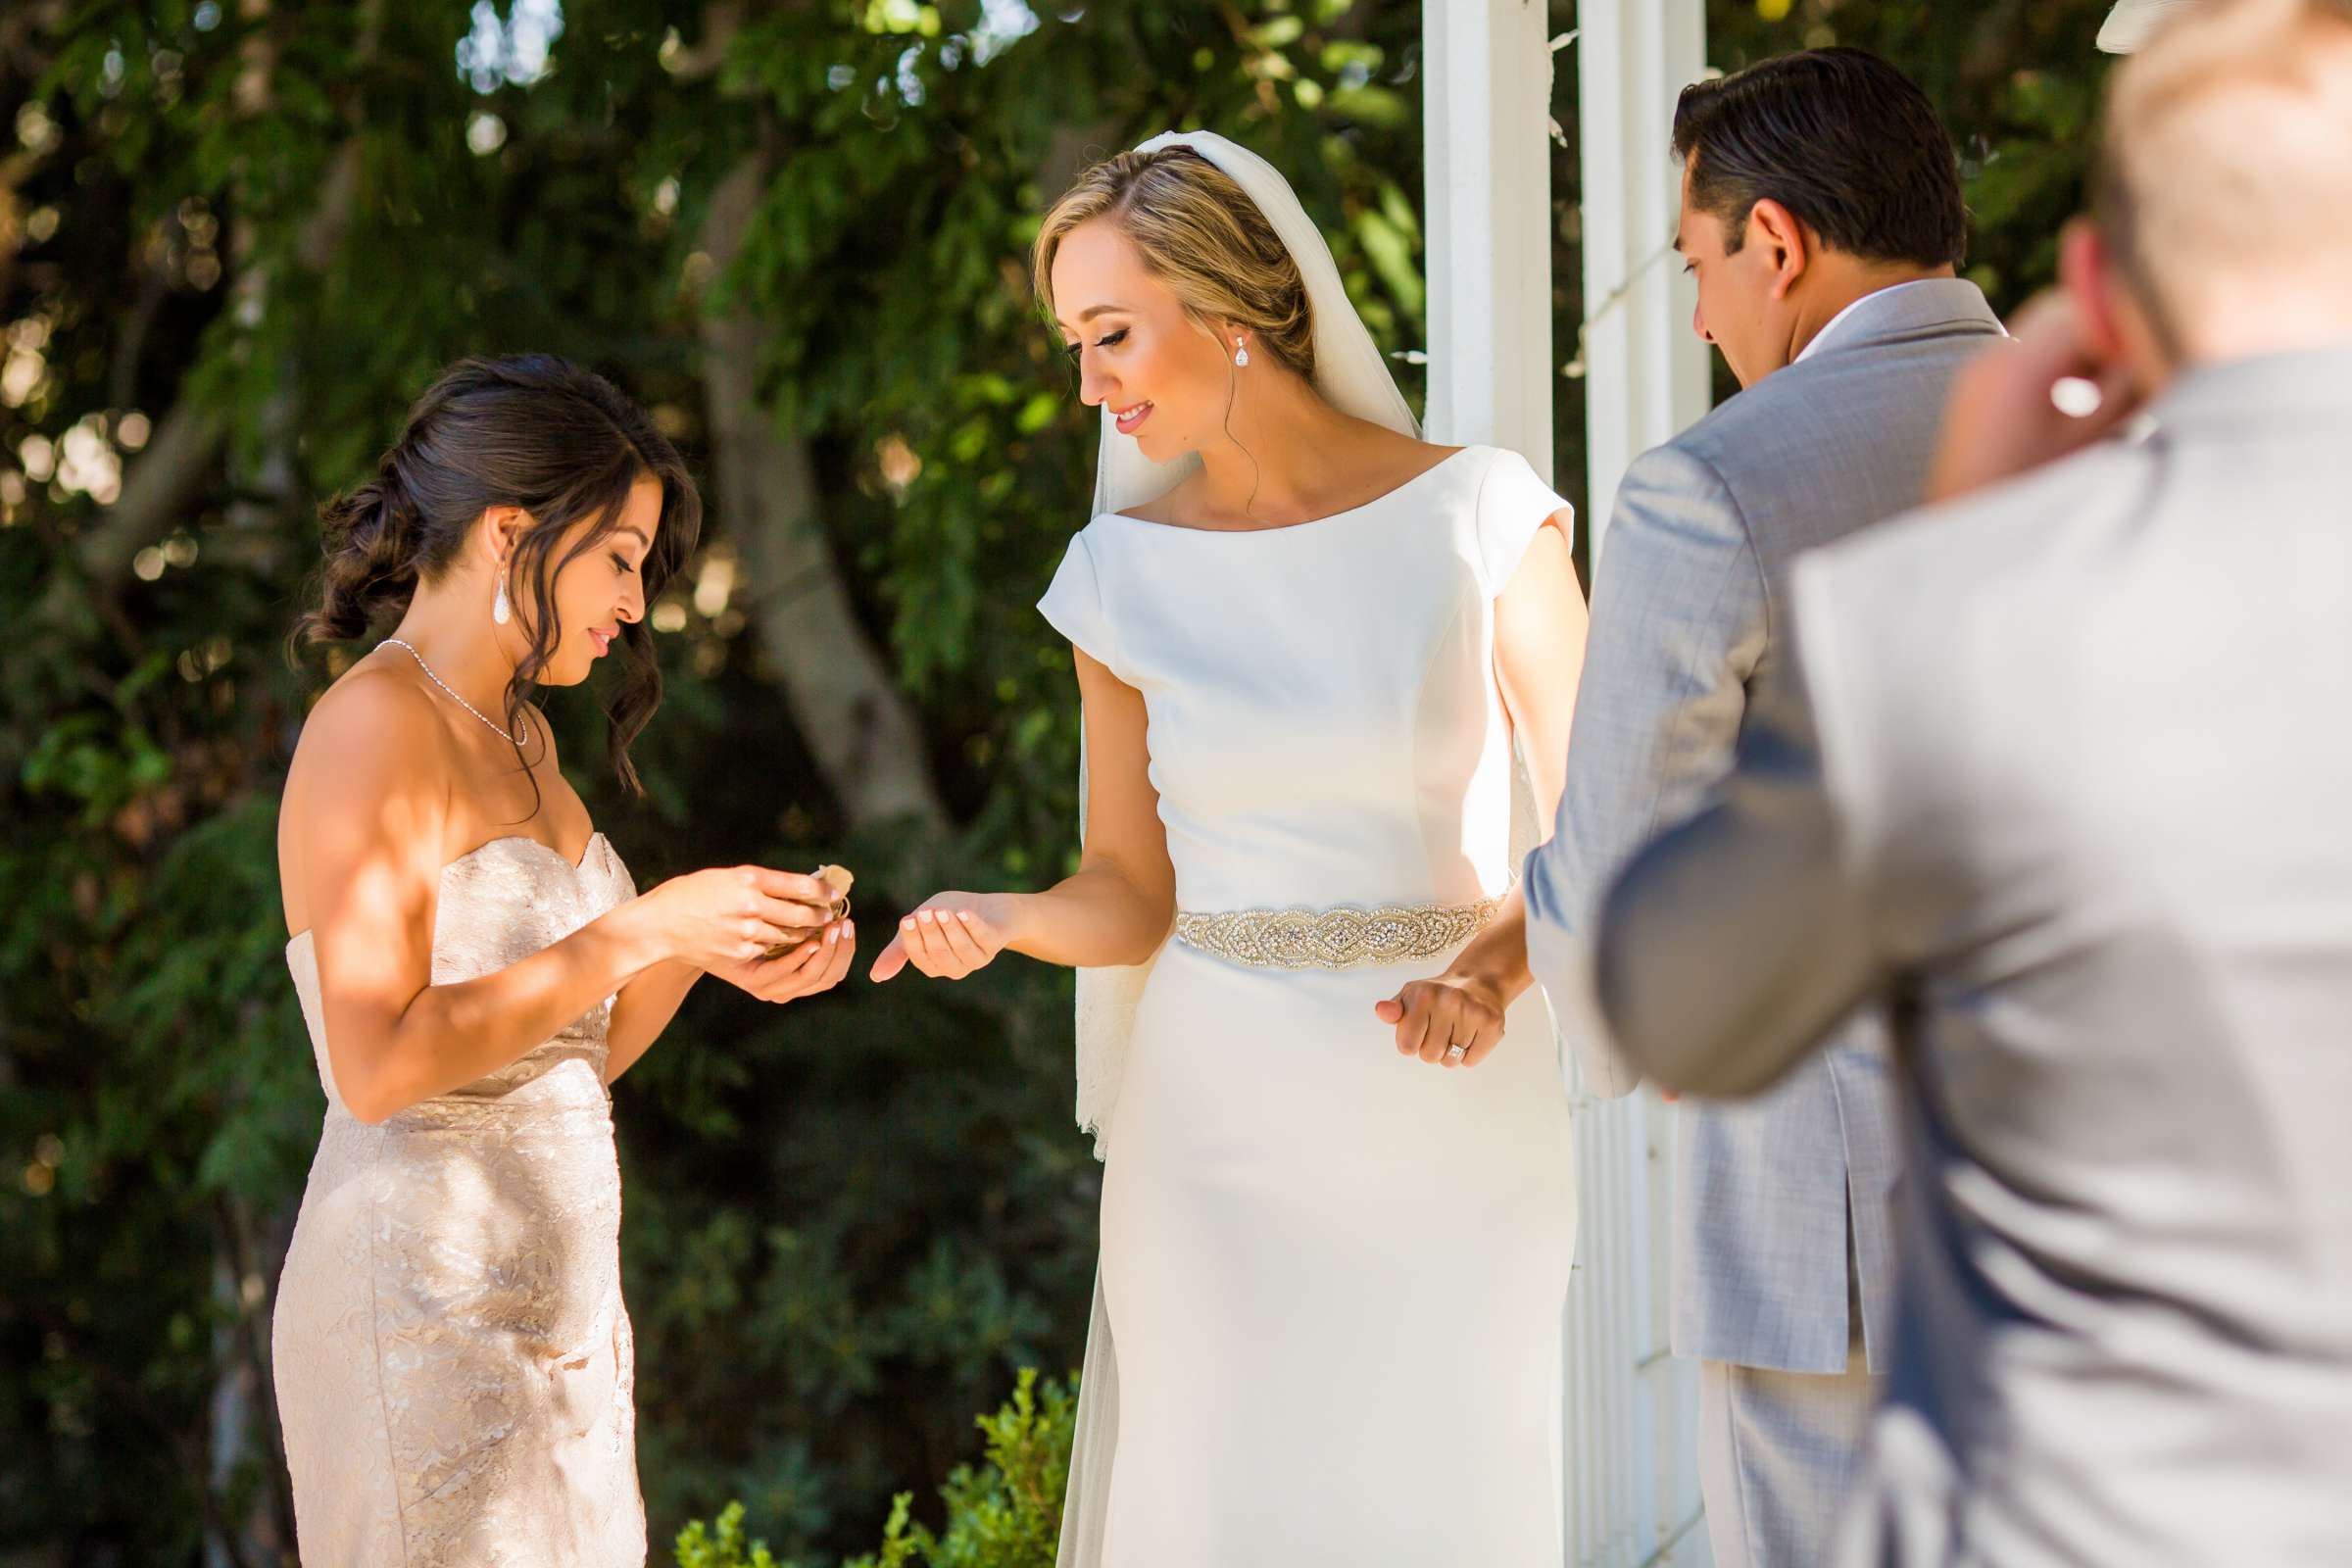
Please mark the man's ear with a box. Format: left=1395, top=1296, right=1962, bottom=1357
left=1747, top=199, right=1812, bottom=301
left=2059, top=219, right=2131, bottom=365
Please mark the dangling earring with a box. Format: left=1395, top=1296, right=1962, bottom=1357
left=492, top=571, right=512, bottom=626
left=1233, top=336, right=1250, bottom=368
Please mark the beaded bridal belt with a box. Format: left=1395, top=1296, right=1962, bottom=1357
left=1171, top=894, right=1504, bottom=971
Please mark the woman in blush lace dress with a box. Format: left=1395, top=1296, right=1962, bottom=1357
left=273, top=356, right=855, bottom=1566
left=873, top=138, right=1591, bottom=1566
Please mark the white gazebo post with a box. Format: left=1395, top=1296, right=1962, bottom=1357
left=1571, top=5, right=1717, bottom=1564
left=1423, top=0, right=1559, bottom=479
left=1425, top=2, right=1714, bottom=1564
left=1577, top=0, right=1715, bottom=556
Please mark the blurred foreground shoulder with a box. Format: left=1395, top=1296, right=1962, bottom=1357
left=1806, top=432, right=2157, bottom=612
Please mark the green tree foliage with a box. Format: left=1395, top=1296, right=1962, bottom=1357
left=0, top=2, right=1422, bottom=1561
left=0, top=2, right=2118, bottom=1563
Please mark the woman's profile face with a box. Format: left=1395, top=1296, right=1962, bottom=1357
left=1052, top=219, right=1235, bottom=468
left=500, top=472, right=662, bottom=687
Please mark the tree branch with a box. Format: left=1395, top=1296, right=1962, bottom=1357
left=698, top=154, right=950, bottom=836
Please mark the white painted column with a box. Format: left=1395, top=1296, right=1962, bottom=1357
left=1425, top=4, right=1714, bottom=1566
left=1567, top=5, right=1715, bottom=1563
left=1576, top=0, right=1712, bottom=558
left=1422, top=0, right=1557, bottom=477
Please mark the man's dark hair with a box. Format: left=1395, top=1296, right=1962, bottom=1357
left=1672, top=48, right=1968, bottom=270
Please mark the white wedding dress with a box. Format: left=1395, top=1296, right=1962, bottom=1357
left=1040, top=442, right=1579, bottom=1566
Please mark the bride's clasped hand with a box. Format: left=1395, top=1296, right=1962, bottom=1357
left=872, top=883, right=1526, bottom=1073
left=1373, top=960, right=1518, bottom=1069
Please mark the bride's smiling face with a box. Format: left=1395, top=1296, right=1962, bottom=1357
left=1052, top=219, right=1237, bottom=465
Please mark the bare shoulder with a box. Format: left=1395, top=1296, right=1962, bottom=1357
left=287, top=663, right=454, bottom=822
left=1403, top=432, right=1467, bottom=469
left=1114, top=476, right=1194, bottom=526
left=1348, top=419, right=1458, bottom=478
left=300, top=661, right=449, bottom=754
left=279, top=661, right=457, bottom=928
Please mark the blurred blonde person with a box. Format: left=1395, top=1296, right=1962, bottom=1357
left=1592, top=5, right=2352, bottom=1564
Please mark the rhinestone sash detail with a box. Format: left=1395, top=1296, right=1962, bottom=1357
left=1171, top=895, right=1504, bottom=971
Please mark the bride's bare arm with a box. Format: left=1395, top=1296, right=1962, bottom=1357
left=1013, top=649, right=1176, bottom=963
left=287, top=677, right=829, bottom=1121
left=1379, top=514, right=1588, bottom=1065
left=871, top=647, right=1174, bottom=981
left=1493, top=514, right=1588, bottom=830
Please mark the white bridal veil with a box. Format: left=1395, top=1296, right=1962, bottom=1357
left=1068, top=129, right=1424, bottom=1163
left=1056, top=128, right=1427, bottom=1567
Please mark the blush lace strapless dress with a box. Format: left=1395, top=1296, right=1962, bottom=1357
left=273, top=832, right=646, bottom=1567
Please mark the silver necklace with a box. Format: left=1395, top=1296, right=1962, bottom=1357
left=379, top=638, right=529, bottom=747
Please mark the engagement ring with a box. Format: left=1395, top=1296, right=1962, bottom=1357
left=762, top=863, right=856, bottom=959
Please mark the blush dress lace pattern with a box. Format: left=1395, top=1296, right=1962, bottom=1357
left=1040, top=444, right=1581, bottom=1567
left=273, top=831, right=647, bottom=1567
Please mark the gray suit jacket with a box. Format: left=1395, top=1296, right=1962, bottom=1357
left=1595, top=345, right=2352, bottom=1566
left=1526, top=279, right=2005, bottom=1374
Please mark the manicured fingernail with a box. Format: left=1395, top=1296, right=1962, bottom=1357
left=919, top=909, right=935, bottom=923
left=842, top=921, right=855, bottom=940
left=902, top=917, right=914, bottom=930
left=956, top=909, right=973, bottom=923
left=825, top=926, right=839, bottom=944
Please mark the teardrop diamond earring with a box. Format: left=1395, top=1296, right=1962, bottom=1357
left=1233, top=338, right=1250, bottom=368
left=492, top=573, right=512, bottom=626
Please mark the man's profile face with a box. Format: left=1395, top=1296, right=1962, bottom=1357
left=1677, top=161, right=1788, bottom=389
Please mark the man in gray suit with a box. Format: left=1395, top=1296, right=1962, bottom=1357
left=1524, top=49, right=2003, bottom=1568
left=1592, top=2, right=2352, bottom=1562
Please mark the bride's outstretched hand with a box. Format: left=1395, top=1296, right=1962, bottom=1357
left=709, top=919, right=856, bottom=1004
left=1375, top=971, right=1507, bottom=1068
left=870, top=893, right=1011, bottom=982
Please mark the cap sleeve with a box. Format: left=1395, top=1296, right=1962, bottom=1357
left=1037, top=530, right=1125, bottom=681
left=1473, top=447, right=1575, bottom=596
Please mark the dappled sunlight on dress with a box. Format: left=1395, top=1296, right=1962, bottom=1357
left=1039, top=446, right=1580, bottom=1567
left=273, top=832, right=646, bottom=1567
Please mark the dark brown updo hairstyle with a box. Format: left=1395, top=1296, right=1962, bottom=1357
left=299, top=354, right=701, bottom=798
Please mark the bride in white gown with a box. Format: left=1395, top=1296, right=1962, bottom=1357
left=871, top=134, right=1589, bottom=1565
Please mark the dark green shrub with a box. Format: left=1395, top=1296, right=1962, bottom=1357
left=676, top=1501, right=785, bottom=1568
left=678, top=1370, right=1076, bottom=1568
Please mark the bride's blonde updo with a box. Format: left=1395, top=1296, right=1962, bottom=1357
left=1032, top=146, right=1318, bottom=382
